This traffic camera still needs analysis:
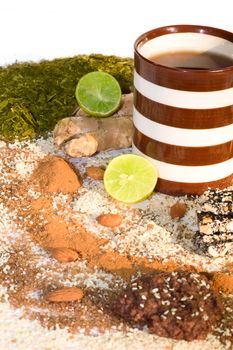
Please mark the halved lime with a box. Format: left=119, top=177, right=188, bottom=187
left=104, top=154, right=158, bottom=204
left=75, top=71, right=122, bottom=117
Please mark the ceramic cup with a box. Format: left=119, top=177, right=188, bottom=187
left=133, top=24, right=233, bottom=195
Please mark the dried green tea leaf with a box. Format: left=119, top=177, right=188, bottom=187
left=0, top=54, right=133, bottom=141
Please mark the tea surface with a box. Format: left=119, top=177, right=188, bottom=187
left=149, top=51, right=233, bottom=69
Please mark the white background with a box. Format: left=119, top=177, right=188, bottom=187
left=0, top=0, right=232, bottom=65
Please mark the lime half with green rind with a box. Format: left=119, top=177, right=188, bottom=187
left=104, top=154, right=158, bottom=204
left=75, top=71, right=122, bottom=117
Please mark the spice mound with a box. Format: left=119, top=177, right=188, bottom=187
left=32, top=155, right=81, bottom=193
left=112, top=271, right=222, bottom=341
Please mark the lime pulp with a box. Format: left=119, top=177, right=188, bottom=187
left=75, top=71, right=122, bottom=117
left=104, top=154, right=158, bottom=204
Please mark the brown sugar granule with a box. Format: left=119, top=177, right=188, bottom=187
left=170, top=202, right=187, bottom=219
left=86, top=166, right=105, bottom=180
left=32, top=155, right=81, bottom=193
left=112, top=271, right=222, bottom=341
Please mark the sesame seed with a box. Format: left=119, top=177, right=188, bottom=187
left=203, top=294, right=210, bottom=300
left=181, top=296, right=187, bottom=301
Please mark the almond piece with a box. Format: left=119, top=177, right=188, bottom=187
left=45, top=287, right=84, bottom=302
left=49, top=247, right=79, bottom=263
left=97, top=213, right=123, bottom=227
left=170, top=202, right=187, bottom=219
left=86, top=166, right=105, bottom=180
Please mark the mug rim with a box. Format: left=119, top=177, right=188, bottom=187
left=134, top=24, right=233, bottom=73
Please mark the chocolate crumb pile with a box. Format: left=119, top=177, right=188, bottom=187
left=112, top=271, right=222, bottom=341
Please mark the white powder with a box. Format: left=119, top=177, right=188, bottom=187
left=15, top=160, right=35, bottom=177
left=0, top=141, right=6, bottom=148
left=72, top=188, right=120, bottom=216
left=61, top=269, right=117, bottom=290
left=52, top=193, right=70, bottom=210
left=0, top=245, right=10, bottom=267
left=0, top=301, right=226, bottom=350
left=6, top=136, right=57, bottom=178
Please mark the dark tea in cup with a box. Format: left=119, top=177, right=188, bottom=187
left=149, top=51, right=233, bottom=70
left=133, top=25, right=233, bottom=195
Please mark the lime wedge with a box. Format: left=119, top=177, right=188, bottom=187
left=75, top=71, right=122, bottom=117
left=104, top=154, right=158, bottom=204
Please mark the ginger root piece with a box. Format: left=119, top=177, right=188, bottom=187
left=64, top=134, right=98, bottom=157
left=53, top=117, right=99, bottom=148
left=53, top=93, right=133, bottom=157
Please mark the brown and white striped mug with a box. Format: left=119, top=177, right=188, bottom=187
left=133, top=24, right=233, bottom=196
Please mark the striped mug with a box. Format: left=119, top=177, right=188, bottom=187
left=133, top=25, right=233, bottom=195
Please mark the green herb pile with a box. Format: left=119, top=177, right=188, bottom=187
left=0, top=54, right=133, bottom=141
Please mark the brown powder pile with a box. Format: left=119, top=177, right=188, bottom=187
left=32, top=155, right=81, bottom=193
left=212, top=270, right=233, bottom=293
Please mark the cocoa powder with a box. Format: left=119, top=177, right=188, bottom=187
left=32, top=155, right=81, bottom=193
left=212, top=272, right=233, bottom=293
